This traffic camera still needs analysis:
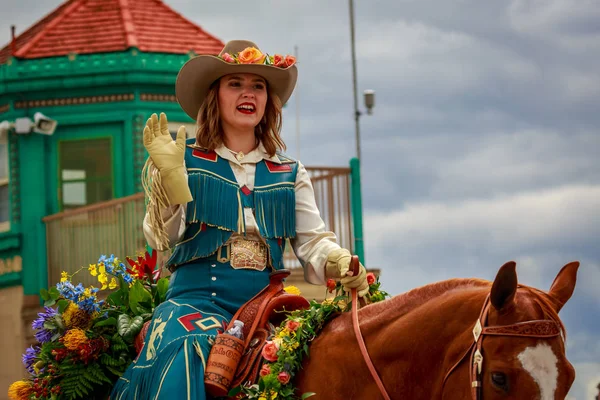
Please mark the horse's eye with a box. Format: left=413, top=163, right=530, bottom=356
left=491, top=372, right=508, bottom=390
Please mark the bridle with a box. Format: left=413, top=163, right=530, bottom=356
left=347, top=256, right=562, bottom=400
left=441, top=293, right=562, bottom=400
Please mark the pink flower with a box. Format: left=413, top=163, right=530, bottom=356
left=221, top=52, right=235, bottom=63
left=285, top=320, right=300, bottom=332
left=273, top=54, right=286, bottom=68
left=367, top=272, right=376, bottom=285
left=259, top=364, right=271, bottom=377
left=277, top=371, right=291, bottom=385
left=284, top=55, right=296, bottom=67
left=326, top=279, right=336, bottom=293
left=261, top=340, right=279, bottom=362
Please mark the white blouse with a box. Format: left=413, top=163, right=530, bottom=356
left=142, top=142, right=340, bottom=285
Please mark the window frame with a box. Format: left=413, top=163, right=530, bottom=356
left=0, top=131, right=10, bottom=232
left=57, top=137, right=115, bottom=211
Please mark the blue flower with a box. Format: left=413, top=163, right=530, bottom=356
left=22, top=345, right=40, bottom=374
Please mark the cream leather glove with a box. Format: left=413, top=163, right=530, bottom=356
left=325, top=248, right=369, bottom=297
left=143, top=112, right=192, bottom=205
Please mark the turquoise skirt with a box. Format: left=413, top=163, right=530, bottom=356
left=111, top=255, right=271, bottom=400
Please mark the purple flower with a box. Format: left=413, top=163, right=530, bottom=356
left=22, top=345, right=40, bottom=374
left=32, top=306, right=57, bottom=330
left=35, top=329, right=53, bottom=343
left=31, top=306, right=57, bottom=343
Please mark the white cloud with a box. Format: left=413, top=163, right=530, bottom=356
left=365, top=184, right=600, bottom=250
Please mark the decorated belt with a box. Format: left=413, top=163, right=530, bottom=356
left=218, top=239, right=269, bottom=271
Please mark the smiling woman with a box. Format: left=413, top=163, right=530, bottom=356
left=110, top=40, right=370, bottom=400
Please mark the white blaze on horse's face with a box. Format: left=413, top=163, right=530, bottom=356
left=517, top=342, right=559, bottom=400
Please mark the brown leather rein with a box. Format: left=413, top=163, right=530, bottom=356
left=347, top=257, right=562, bottom=400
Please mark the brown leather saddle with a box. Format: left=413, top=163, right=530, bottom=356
left=134, top=269, right=310, bottom=396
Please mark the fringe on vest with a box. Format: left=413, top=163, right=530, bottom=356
left=141, top=158, right=171, bottom=251
left=254, top=183, right=296, bottom=239
left=186, top=171, right=244, bottom=234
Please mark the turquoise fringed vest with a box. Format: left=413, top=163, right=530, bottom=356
left=167, top=138, right=298, bottom=271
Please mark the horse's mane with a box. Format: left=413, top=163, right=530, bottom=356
left=361, top=279, right=566, bottom=337
left=361, top=278, right=490, bottom=320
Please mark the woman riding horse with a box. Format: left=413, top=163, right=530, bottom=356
left=110, top=39, right=369, bottom=400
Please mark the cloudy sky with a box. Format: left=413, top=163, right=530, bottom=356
left=2, top=0, right=599, bottom=398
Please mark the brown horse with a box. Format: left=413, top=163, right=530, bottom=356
left=294, top=261, right=579, bottom=399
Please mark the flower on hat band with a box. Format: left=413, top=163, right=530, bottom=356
left=220, top=46, right=296, bottom=69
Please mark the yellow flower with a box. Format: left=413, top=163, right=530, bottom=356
left=7, top=380, right=32, bottom=400
left=62, top=328, right=88, bottom=350
left=108, top=277, right=117, bottom=290
left=88, top=264, right=98, bottom=276
left=283, top=285, right=301, bottom=296
left=276, top=329, right=290, bottom=339
left=98, top=263, right=106, bottom=274
left=62, top=302, right=92, bottom=329
left=60, top=271, right=69, bottom=283
left=98, top=272, right=108, bottom=290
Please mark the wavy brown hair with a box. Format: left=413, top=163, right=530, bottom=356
left=195, top=79, right=286, bottom=156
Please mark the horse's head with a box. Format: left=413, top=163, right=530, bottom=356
left=468, top=261, right=579, bottom=400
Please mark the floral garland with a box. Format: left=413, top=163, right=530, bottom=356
left=220, top=46, right=296, bottom=69
left=8, top=251, right=166, bottom=400
left=229, top=272, right=389, bottom=400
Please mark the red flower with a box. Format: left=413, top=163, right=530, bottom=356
left=259, top=364, right=271, bottom=377
left=277, top=371, right=291, bottom=385
left=326, top=279, right=337, bottom=293
left=126, top=249, right=159, bottom=282
left=285, top=320, right=300, bottom=332
left=366, top=272, right=376, bottom=285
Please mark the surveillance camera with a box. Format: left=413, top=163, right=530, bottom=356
left=32, top=112, right=57, bottom=135
left=364, top=89, right=375, bottom=115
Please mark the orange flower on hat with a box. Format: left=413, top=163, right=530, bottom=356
left=237, top=47, right=266, bottom=64
left=273, top=54, right=286, bottom=68
left=284, top=55, right=296, bottom=68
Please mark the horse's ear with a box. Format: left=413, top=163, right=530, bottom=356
left=548, top=261, right=579, bottom=312
left=490, top=261, right=518, bottom=311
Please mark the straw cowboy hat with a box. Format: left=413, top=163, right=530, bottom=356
left=175, top=40, right=298, bottom=120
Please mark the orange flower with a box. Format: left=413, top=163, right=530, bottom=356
left=237, top=47, right=266, bottom=64
left=62, top=328, right=88, bottom=351
left=284, top=55, right=296, bottom=67
left=8, top=380, right=32, bottom=400
left=261, top=340, right=279, bottom=362
left=273, top=54, right=286, bottom=67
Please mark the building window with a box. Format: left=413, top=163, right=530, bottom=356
left=0, top=135, right=9, bottom=232
left=59, top=138, right=113, bottom=211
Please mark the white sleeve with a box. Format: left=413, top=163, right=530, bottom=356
left=290, top=161, right=341, bottom=285
left=142, top=205, right=186, bottom=251
left=142, top=168, right=188, bottom=251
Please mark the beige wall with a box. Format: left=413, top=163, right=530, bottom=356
left=0, top=286, right=26, bottom=400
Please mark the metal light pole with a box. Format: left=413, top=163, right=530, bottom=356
left=348, top=0, right=361, bottom=160
left=348, top=0, right=375, bottom=265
